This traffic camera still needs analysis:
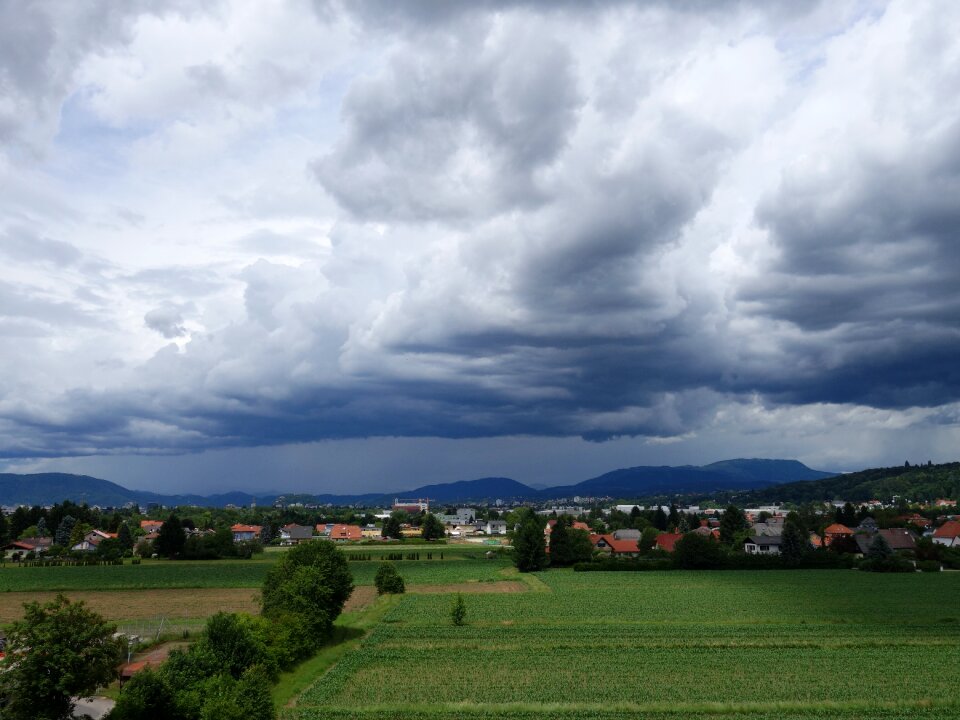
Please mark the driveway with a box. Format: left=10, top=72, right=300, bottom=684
left=73, top=696, right=115, bottom=719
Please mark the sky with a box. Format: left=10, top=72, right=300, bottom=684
left=2, top=0, right=960, bottom=494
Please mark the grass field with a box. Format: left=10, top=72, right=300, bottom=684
left=0, top=552, right=509, bottom=593
left=289, top=569, right=960, bottom=720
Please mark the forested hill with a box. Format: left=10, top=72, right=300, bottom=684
left=742, top=462, right=960, bottom=504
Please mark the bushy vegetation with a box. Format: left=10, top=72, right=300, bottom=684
left=111, top=541, right=354, bottom=719
left=0, top=595, right=123, bottom=720
left=374, top=562, right=405, bottom=595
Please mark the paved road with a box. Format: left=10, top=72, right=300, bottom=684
left=73, top=696, right=115, bottom=719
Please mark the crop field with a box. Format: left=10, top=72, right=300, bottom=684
left=289, top=569, right=960, bottom=720
left=0, top=552, right=508, bottom=593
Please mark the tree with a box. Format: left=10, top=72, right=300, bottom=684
left=118, top=522, right=134, bottom=551
left=261, top=540, right=353, bottom=646
left=653, top=507, right=669, bottom=531
left=450, top=593, right=467, bottom=626
left=54, top=514, right=76, bottom=547
left=512, top=510, right=548, bottom=572
left=867, top=533, right=893, bottom=561
left=201, top=612, right=272, bottom=680
left=719, top=505, right=749, bottom=546
left=673, top=532, right=723, bottom=569
left=382, top=514, right=403, bottom=540
left=36, top=516, right=48, bottom=538
left=156, top=514, right=186, bottom=558
left=548, top=517, right=573, bottom=566
left=639, top=527, right=659, bottom=555
left=0, top=594, right=122, bottom=720
left=108, top=668, right=189, bottom=720
left=677, top=513, right=691, bottom=534
left=835, top=502, right=857, bottom=528
left=780, top=521, right=806, bottom=566
left=420, top=512, right=446, bottom=541
left=0, top=509, right=7, bottom=546
left=374, top=561, right=406, bottom=595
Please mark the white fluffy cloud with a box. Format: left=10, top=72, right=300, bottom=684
left=1, top=0, right=959, bottom=488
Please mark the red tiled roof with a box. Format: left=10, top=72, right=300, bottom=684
left=140, top=520, right=163, bottom=530
left=230, top=524, right=262, bottom=533
left=329, top=524, right=362, bottom=540
left=655, top=533, right=683, bottom=552
left=601, top=535, right=639, bottom=554
left=824, top=523, right=853, bottom=535
left=934, top=520, right=960, bottom=539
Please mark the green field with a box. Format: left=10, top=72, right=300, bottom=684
left=289, top=569, right=960, bottom=719
left=0, top=553, right=511, bottom=592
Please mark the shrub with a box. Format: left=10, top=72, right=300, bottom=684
left=917, top=560, right=942, bottom=572
left=374, top=562, right=405, bottom=595
left=451, top=593, right=467, bottom=626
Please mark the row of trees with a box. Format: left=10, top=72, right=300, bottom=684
left=111, top=540, right=355, bottom=719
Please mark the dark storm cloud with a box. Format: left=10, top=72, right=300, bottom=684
left=4, top=0, right=960, bottom=468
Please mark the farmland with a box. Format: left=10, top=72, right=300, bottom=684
left=0, top=550, right=509, bottom=592
left=289, top=569, right=960, bottom=720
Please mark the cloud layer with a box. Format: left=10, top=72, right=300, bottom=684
left=2, top=0, right=960, bottom=483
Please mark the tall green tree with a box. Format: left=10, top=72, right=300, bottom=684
left=117, top=522, right=134, bottom=551
left=54, top=514, right=76, bottom=547
left=156, top=514, right=186, bottom=558
left=780, top=521, right=806, bottom=566
left=420, top=512, right=446, bottom=541
left=719, top=505, right=749, bottom=546
left=0, top=595, right=122, bottom=720
left=548, top=517, right=573, bottom=566
left=867, top=533, right=893, bottom=561
left=0, top=509, right=7, bottom=545
left=512, top=510, right=548, bottom=572
left=653, top=507, right=669, bottom=531
left=261, top=540, right=353, bottom=648
left=382, top=513, right=403, bottom=539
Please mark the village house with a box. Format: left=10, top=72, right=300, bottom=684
left=278, top=523, right=314, bottom=545
left=482, top=520, right=507, bottom=535
left=654, top=533, right=683, bottom=552
left=744, top=535, right=783, bottom=555
left=591, top=534, right=640, bottom=557
left=72, top=529, right=118, bottom=553
left=854, top=528, right=917, bottom=555
left=230, top=524, right=262, bottom=543
left=140, top=520, right=164, bottom=533
left=3, top=537, right=53, bottom=555
left=933, top=520, right=960, bottom=547
left=361, top=525, right=382, bottom=539
left=329, top=524, right=363, bottom=541
left=822, top=523, right=854, bottom=547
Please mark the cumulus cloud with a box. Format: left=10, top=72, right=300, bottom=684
left=0, top=0, right=959, bottom=478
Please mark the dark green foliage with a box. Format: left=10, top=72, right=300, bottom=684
left=780, top=521, right=806, bottom=566
left=382, top=514, right=403, bottom=539
left=54, top=514, right=76, bottom=546
left=155, top=514, right=186, bottom=558
left=867, top=533, right=893, bottom=561
left=835, top=502, right=858, bottom=527
left=108, top=669, right=190, bottom=720
left=374, top=561, right=406, bottom=595
left=0, top=509, right=7, bottom=545
left=653, top=507, right=669, bottom=531
left=117, top=522, right=134, bottom=550
left=512, top=510, right=548, bottom=572
left=261, top=540, right=353, bottom=646
left=719, top=505, right=749, bottom=545
left=673, top=532, right=723, bottom=569
left=744, top=461, right=960, bottom=505
left=639, top=527, right=659, bottom=554
left=451, top=593, right=467, bottom=626
left=96, top=537, right=123, bottom=561
left=547, top=516, right=572, bottom=566
left=201, top=612, right=275, bottom=679
left=0, top=594, right=122, bottom=720
left=420, top=512, right=446, bottom=541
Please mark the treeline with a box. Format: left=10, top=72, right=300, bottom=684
left=110, top=542, right=354, bottom=719
left=739, top=461, right=960, bottom=505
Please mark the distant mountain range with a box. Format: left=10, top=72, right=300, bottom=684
left=0, top=458, right=835, bottom=508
